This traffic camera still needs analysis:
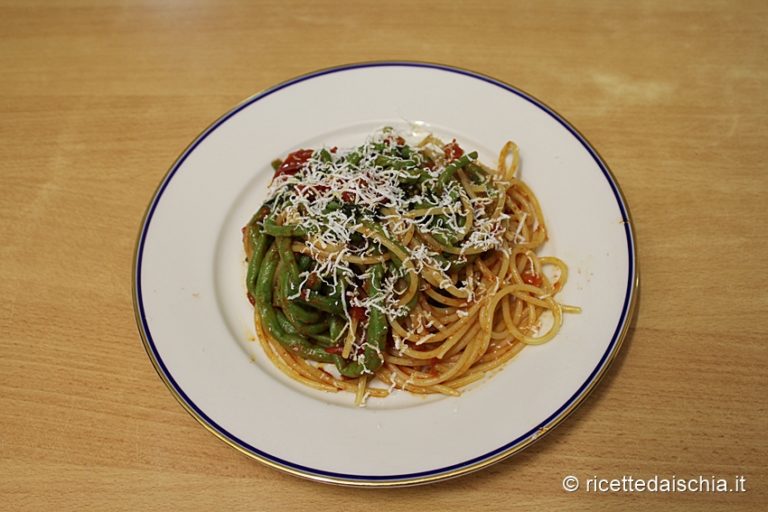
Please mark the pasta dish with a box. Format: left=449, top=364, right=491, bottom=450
left=243, top=128, right=578, bottom=405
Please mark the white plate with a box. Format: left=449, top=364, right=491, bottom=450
left=133, top=62, right=638, bottom=487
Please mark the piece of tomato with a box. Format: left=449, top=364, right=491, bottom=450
left=522, top=272, right=543, bottom=287
left=443, top=139, right=464, bottom=161
left=350, top=306, right=366, bottom=322
left=275, top=149, right=314, bottom=177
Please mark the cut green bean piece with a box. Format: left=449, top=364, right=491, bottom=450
left=254, top=246, right=337, bottom=364
left=263, top=218, right=307, bottom=237
left=437, top=151, right=478, bottom=189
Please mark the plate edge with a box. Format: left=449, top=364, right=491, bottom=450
left=131, top=59, right=640, bottom=488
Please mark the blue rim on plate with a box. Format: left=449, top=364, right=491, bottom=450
left=132, top=61, right=638, bottom=487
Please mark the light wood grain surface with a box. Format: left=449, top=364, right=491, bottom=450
left=1, top=0, right=766, bottom=510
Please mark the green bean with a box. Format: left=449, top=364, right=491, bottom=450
left=431, top=253, right=451, bottom=270
left=263, top=218, right=307, bottom=237
left=245, top=207, right=271, bottom=299
left=246, top=238, right=268, bottom=300
left=254, top=245, right=337, bottom=364
left=396, top=167, right=424, bottom=184
left=277, top=276, right=329, bottom=334
left=448, top=254, right=469, bottom=272
left=346, top=151, right=362, bottom=166
left=375, top=155, right=416, bottom=170
left=433, top=230, right=460, bottom=248
left=318, top=276, right=345, bottom=305
left=410, top=199, right=436, bottom=211
left=276, top=236, right=345, bottom=318
left=333, top=264, right=389, bottom=377
left=350, top=231, right=365, bottom=245
left=277, top=265, right=321, bottom=324
left=302, top=320, right=330, bottom=335
left=320, top=283, right=337, bottom=298
left=276, top=312, right=331, bottom=341
left=246, top=206, right=270, bottom=243
left=453, top=215, right=470, bottom=243
left=361, top=263, right=387, bottom=372
left=275, top=309, right=297, bottom=334
left=430, top=232, right=462, bottom=253
left=323, top=200, right=342, bottom=213
left=416, top=170, right=434, bottom=185
left=335, top=361, right=365, bottom=378
left=308, top=333, right=334, bottom=347
left=466, top=162, right=488, bottom=184
left=297, top=254, right=313, bottom=272
left=298, top=290, right=344, bottom=315
left=436, top=151, right=477, bottom=189
left=258, top=247, right=365, bottom=375
left=359, top=221, right=420, bottom=311
left=429, top=214, right=461, bottom=245
left=276, top=237, right=300, bottom=280
left=329, top=315, right=345, bottom=342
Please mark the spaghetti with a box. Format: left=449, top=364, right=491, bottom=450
left=243, top=128, right=578, bottom=405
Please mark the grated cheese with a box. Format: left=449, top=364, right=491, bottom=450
left=263, top=129, right=521, bottom=373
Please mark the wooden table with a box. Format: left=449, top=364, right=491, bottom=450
left=2, top=1, right=766, bottom=510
